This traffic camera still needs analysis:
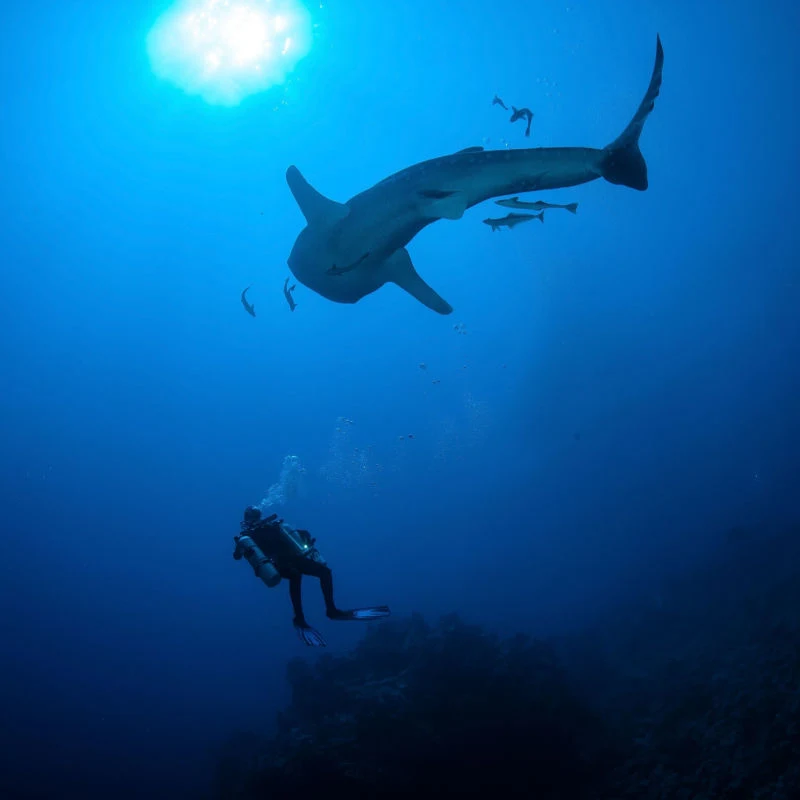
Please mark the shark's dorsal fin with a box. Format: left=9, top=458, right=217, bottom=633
left=454, top=146, right=484, bottom=155
left=286, top=166, right=349, bottom=224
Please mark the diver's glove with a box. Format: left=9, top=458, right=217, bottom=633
left=293, top=619, right=327, bottom=647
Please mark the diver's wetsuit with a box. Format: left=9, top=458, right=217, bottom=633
left=235, top=507, right=390, bottom=647
left=244, top=516, right=337, bottom=627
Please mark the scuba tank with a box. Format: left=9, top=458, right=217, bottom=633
left=277, top=521, right=327, bottom=565
left=234, top=534, right=281, bottom=588
left=278, top=522, right=315, bottom=556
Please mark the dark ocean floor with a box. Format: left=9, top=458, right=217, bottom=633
left=212, top=524, right=800, bottom=799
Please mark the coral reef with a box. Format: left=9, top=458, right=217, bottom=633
left=568, top=527, right=800, bottom=799
left=217, top=614, right=612, bottom=798
left=213, top=526, right=800, bottom=799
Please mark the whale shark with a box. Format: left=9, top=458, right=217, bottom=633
left=286, top=36, right=663, bottom=315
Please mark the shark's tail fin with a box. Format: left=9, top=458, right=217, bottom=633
left=601, top=35, right=663, bottom=191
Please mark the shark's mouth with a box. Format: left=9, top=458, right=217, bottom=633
left=326, top=252, right=370, bottom=276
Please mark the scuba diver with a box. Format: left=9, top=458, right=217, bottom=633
left=233, top=506, right=390, bottom=647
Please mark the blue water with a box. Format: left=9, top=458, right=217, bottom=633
left=2, top=1, right=798, bottom=797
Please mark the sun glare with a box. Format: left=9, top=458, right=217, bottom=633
left=147, top=0, right=312, bottom=105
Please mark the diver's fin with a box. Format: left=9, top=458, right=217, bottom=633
left=418, top=189, right=468, bottom=220
left=601, top=35, right=663, bottom=191
left=350, top=606, right=391, bottom=620
left=286, top=166, right=349, bottom=225
left=385, top=248, right=453, bottom=315
left=294, top=622, right=326, bottom=647
left=330, top=606, right=391, bottom=621
left=565, top=203, right=578, bottom=214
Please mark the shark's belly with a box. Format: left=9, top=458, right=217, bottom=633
left=287, top=220, right=395, bottom=304
left=310, top=269, right=386, bottom=303
left=467, top=147, right=604, bottom=204
left=335, top=197, right=428, bottom=263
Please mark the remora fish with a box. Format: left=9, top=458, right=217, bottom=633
left=241, top=286, right=256, bottom=317
left=286, top=36, right=663, bottom=314
left=509, top=106, right=534, bottom=137
left=283, top=277, right=297, bottom=311
left=483, top=211, right=544, bottom=231
left=496, top=197, right=578, bottom=214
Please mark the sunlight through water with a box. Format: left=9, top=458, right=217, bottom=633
left=147, top=0, right=312, bottom=105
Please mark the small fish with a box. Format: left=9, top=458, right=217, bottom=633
left=492, top=94, right=508, bottom=110
left=283, top=277, right=297, bottom=311
left=325, top=252, right=370, bottom=276
left=496, top=197, right=578, bottom=214
left=419, top=363, right=427, bottom=371
left=241, top=286, right=256, bottom=317
left=509, top=106, right=534, bottom=137
left=482, top=212, right=544, bottom=231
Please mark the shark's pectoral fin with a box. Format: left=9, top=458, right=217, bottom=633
left=418, top=189, right=468, bottom=221
left=385, top=248, right=452, bottom=315
left=286, top=166, right=349, bottom=224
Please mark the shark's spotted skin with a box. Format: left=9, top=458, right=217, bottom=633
left=286, top=36, right=664, bottom=314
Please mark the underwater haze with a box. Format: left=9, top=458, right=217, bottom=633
left=1, top=0, right=799, bottom=797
